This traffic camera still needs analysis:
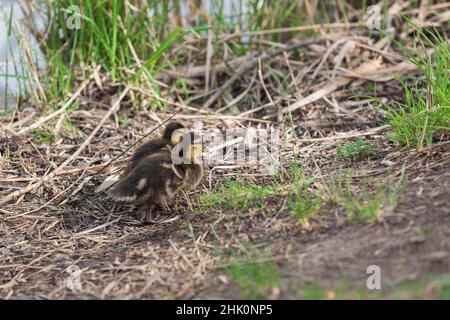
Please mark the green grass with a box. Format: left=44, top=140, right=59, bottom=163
left=301, top=283, right=327, bottom=300
left=342, top=183, right=386, bottom=224
left=30, top=128, right=55, bottom=144
left=287, top=162, right=322, bottom=228
left=198, top=163, right=405, bottom=226
left=40, top=0, right=185, bottom=107
left=297, top=273, right=450, bottom=299
left=226, top=247, right=279, bottom=299
left=289, top=185, right=322, bottom=229
left=336, top=139, right=375, bottom=161
left=325, top=168, right=405, bottom=224
left=17, top=0, right=374, bottom=110
left=42, top=0, right=299, bottom=103
left=35, top=0, right=297, bottom=106
left=382, top=24, right=450, bottom=149
left=197, top=178, right=278, bottom=214
left=197, top=162, right=321, bottom=226
left=8, top=0, right=446, bottom=119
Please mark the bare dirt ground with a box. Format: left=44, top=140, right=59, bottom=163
left=1, top=110, right=449, bottom=299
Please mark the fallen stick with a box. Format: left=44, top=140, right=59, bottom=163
left=294, top=125, right=388, bottom=143
left=0, top=87, right=130, bottom=206
left=73, top=218, right=121, bottom=236
left=165, top=53, right=256, bottom=78
left=202, top=36, right=325, bottom=109
left=282, top=58, right=384, bottom=114
left=221, top=22, right=361, bottom=40
left=0, top=159, right=129, bottom=183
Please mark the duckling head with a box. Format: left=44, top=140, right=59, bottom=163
left=162, top=121, right=187, bottom=145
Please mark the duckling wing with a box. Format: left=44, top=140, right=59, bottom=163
left=132, top=139, right=168, bottom=162
left=107, top=156, right=163, bottom=203
left=108, top=153, right=185, bottom=204
left=122, top=139, right=170, bottom=176
left=107, top=173, right=143, bottom=203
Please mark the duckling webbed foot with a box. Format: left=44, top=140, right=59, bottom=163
left=142, top=202, right=165, bottom=224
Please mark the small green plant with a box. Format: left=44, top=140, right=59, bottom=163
left=326, top=169, right=405, bottom=224
left=342, top=184, right=385, bottom=224
left=289, top=181, right=322, bottom=229
left=0, top=108, right=14, bottom=117
left=434, top=276, right=450, bottom=299
left=336, top=139, right=375, bottom=161
left=197, top=178, right=278, bottom=214
left=116, top=114, right=131, bottom=128
left=173, top=78, right=190, bottom=98
left=409, top=227, right=429, bottom=244
left=226, top=247, right=279, bottom=299
left=301, top=283, right=327, bottom=300
left=381, top=24, right=450, bottom=149
left=30, top=129, right=55, bottom=144
left=282, top=162, right=322, bottom=228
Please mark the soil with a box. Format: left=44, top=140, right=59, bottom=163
left=1, top=121, right=448, bottom=299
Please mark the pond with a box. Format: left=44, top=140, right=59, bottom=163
left=0, top=0, right=46, bottom=109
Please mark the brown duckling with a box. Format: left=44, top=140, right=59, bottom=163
left=96, top=121, right=187, bottom=194
left=121, top=121, right=186, bottom=177
left=107, top=131, right=204, bottom=223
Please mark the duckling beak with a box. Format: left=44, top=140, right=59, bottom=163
left=170, top=128, right=189, bottom=145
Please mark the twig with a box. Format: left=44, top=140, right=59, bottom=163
left=165, top=53, right=257, bottom=78
left=205, top=20, right=213, bottom=92
left=73, top=218, right=121, bottom=236
left=221, top=22, right=361, bottom=40
left=283, top=58, right=384, bottom=113
left=202, top=37, right=325, bottom=109
left=0, top=87, right=130, bottom=206
left=257, top=58, right=278, bottom=120
left=294, top=125, right=387, bottom=143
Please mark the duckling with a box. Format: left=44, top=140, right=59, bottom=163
left=121, top=121, right=186, bottom=176
left=107, top=131, right=204, bottom=223
left=95, top=121, right=187, bottom=194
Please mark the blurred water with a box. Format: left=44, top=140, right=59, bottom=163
left=0, top=0, right=45, bottom=109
